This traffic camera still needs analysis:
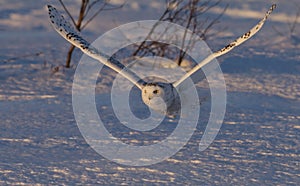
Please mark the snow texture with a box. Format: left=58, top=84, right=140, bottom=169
left=0, top=0, right=299, bottom=185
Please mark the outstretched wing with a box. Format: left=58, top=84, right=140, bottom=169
left=173, top=4, right=276, bottom=88
left=47, top=5, right=146, bottom=90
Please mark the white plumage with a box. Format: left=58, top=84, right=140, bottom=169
left=47, top=4, right=276, bottom=114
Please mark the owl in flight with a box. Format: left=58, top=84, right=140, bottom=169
left=47, top=4, right=276, bottom=114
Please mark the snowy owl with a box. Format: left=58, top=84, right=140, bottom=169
left=47, top=4, right=276, bottom=114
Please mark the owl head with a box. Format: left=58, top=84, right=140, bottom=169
left=141, top=82, right=176, bottom=113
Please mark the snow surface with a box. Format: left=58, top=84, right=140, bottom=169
left=0, top=0, right=299, bottom=185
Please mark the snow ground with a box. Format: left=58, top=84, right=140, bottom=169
left=0, top=0, right=299, bottom=185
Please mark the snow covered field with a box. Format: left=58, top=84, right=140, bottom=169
left=0, top=0, right=299, bottom=185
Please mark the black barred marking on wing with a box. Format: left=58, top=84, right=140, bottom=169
left=219, top=42, right=236, bottom=53
left=173, top=4, right=276, bottom=88
left=48, top=5, right=122, bottom=61
left=242, top=31, right=251, bottom=39
left=215, top=4, right=276, bottom=56
left=47, top=5, right=146, bottom=90
left=48, top=6, right=77, bottom=35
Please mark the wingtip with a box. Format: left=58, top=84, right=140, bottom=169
left=47, top=5, right=53, bottom=10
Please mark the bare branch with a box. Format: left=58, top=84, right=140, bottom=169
left=272, top=3, right=300, bottom=41
left=84, top=0, right=102, bottom=20
left=132, top=0, right=227, bottom=65
left=58, top=0, right=77, bottom=27
left=289, top=5, right=300, bottom=34
left=200, top=4, right=227, bottom=40
left=75, top=0, right=89, bottom=30
left=57, top=0, right=125, bottom=67
left=82, top=1, right=125, bottom=30
left=272, top=25, right=284, bottom=37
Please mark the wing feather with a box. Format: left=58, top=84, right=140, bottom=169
left=47, top=5, right=145, bottom=90
left=173, top=4, right=276, bottom=88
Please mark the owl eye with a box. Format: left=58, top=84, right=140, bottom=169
left=153, top=90, right=159, bottom=94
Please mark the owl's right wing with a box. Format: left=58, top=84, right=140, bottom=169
left=47, top=5, right=146, bottom=90
left=173, top=4, right=276, bottom=88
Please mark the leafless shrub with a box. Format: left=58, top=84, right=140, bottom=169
left=131, top=0, right=227, bottom=66
left=273, top=4, right=300, bottom=46
left=58, top=0, right=125, bottom=68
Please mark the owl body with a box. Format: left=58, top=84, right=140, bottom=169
left=47, top=4, right=276, bottom=116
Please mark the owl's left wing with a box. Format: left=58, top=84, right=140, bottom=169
left=47, top=5, right=146, bottom=90
left=173, top=4, right=276, bottom=88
